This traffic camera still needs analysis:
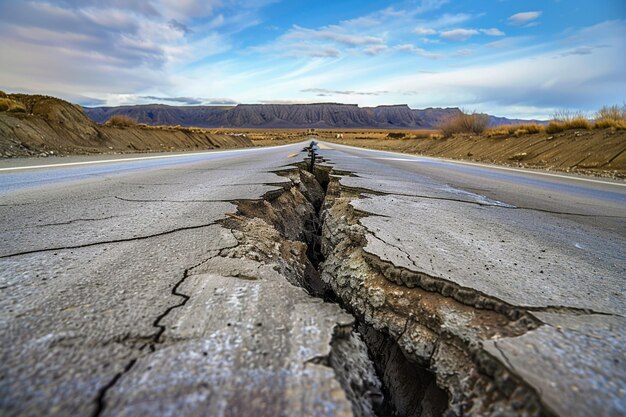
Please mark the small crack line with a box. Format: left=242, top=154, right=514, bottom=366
left=493, top=341, right=516, bottom=374
left=354, top=189, right=624, bottom=218
left=91, top=359, right=137, bottom=417
left=92, top=253, right=220, bottom=415
left=2, top=216, right=121, bottom=232
left=395, top=317, right=411, bottom=344
left=0, top=222, right=219, bottom=259
left=115, top=196, right=227, bottom=203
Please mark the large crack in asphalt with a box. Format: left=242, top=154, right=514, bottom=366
left=239, top=144, right=555, bottom=417
left=92, top=144, right=565, bottom=417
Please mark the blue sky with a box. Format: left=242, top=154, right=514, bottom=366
left=0, top=0, right=624, bottom=118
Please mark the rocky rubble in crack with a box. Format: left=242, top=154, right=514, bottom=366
left=217, top=167, right=385, bottom=417
left=221, top=155, right=563, bottom=417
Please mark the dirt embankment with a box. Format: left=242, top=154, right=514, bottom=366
left=0, top=93, right=253, bottom=157
left=278, top=129, right=625, bottom=178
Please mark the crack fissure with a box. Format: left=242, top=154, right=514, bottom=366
left=92, top=254, right=220, bottom=417
left=217, top=143, right=452, bottom=417
left=0, top=221, right=219, bottom=259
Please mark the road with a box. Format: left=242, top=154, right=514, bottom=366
left=1, top=141, right=624, bottom=417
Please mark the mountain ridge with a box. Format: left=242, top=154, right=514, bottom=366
left=83, top=103, right=543, bottom=129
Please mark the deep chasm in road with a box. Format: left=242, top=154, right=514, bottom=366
left=1, top=141, right=625, bottom=417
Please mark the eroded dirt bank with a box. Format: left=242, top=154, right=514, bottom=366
left=221, top=147, right=556, bottom=417
left=250, top=129, right=626, bottom=178
left=321, top=131, right=626, bottom=178
left=0, top=94, right=253, bottom=157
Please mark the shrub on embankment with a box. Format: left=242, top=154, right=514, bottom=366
left=0, top=97, right=27, bottom=113
left=594, top=105, right=626, bottom=130
left=105, top=114, right=138, bottom=127
left=438, top=111, right=489, bottom=137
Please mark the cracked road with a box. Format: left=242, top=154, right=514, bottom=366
left=1, top=141, right=625, bottom=417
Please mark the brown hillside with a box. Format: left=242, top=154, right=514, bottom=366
left=0, top=93, right=253, bottom=157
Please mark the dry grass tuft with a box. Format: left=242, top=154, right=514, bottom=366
left=105, top=114, right=137, bottom=127
left=485, top=123, right=545, bottom=137
left=546, top=117, right=592, bottom=133
left=594, top=118, right=626, bottom=129
left=545, top=110, right=592, bottom=133
left=545, top=121, right=565, bottom=134
left=438, top=111, right=489, bottom=137
left=594, top=104, right=626, bottom=130
left=0, top=97, right=27, bottom=113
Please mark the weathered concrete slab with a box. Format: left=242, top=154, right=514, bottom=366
left=2, top=144, right=356, bottom=417
left=103, top=258, right=355, bottom=416
left=353, top=193, right=625, bottom=315
left=485, top=313, right=626, bottom=417
left=0, top=225, right=236, bottom=416
left=317, top=143, right=626, bottom=417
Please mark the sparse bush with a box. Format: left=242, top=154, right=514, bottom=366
left=566, top=117, right=592, bottom=130
left=594, top=104, right=626, bottom=130
left=519, top=123, right=544, bottom=134
left=547, top=110, right=592, bottom=133
left=545, top=119, right=590, bottom=133
left=105, top=114, right=137, bottom=127
left=0, top=97, right=27, bottom=113
left=596, top=104, right=626, bottom=121
left=594, top=118, right=626, bottom=129
left=438, top=111, right=489, bottom=137
left=546, top=121, right=565, bottom=134
left=387, top=132, right=406, bottom=139
left=553, top=109, right=587, bottom=123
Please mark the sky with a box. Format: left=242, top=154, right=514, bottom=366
left=0, top=0, right=624, bottom=119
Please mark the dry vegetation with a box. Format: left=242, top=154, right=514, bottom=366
left=485, top=123, right=545, bottom=137
left=594, top=104, right=626, bottom=129
left=446, top=105, right=626, bottom=138
left=438, top=111, right=489, bottom=137
left=105, top=114, right=137, bottom=127
left=0, top=97, right=27, bottom=113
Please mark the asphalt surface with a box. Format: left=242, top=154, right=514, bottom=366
left=316, top=142, right=626, bottom=417
left=1, top=140, right=625, bottom=416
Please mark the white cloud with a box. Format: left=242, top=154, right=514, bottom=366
left=480, top=28, right=505, bottom=36
left=508, top=11, right=542, bottom=26
left=381, top=22, right=626, bottom=116
left=395, top=44, right=443, bottom=59
left=364, top=44, right=389, bottom=56
left=453, top=48, right=473, bottom=57
left=414, top=27, right=437, bottom=35
left=440, top=28, right=479, bottom=41
left=426, top=13, right=479, bottom=28
left=285, top=25, right=384, bottom=46
left=301, top=88, right=388, bottom=96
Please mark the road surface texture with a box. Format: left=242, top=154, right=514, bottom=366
left=1, top=141, right=624, bottom=417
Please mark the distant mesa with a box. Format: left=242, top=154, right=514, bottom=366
left=83, top=103, right=541, bottom=129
